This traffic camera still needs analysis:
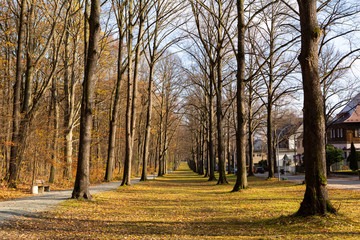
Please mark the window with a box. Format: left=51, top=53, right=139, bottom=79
left=329, top=130, right=333, bottom=138
left=355, top=129, right=359, bottom=137
left=340, top=129, right=343, bottom=138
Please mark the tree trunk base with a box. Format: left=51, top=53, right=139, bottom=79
left=121, top=179, right=131, bottom=186
left=296, top=188, right=337, bottom=216
left=217, top=179, right=229, bottom=185
left=208, top=176, right=217, bottom=181
left=296, top=201, right=336, bottom=216
left=231, top=183, right=246, bottom=192
left=71, top=190, right=92, bottom=200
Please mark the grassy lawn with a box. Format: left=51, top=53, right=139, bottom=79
left=1, top=163, right=360, bottom=239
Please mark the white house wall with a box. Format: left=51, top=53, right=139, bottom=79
left=278, top=150, right=296, bottom=173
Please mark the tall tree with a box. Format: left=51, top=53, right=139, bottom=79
left=122, top=0, right=146, bottom=186
left=141, top=0, right=184, bottom=181
left=8, top=0, right=66, bottom=187
left=7, top=0, right=27, bottom=188
left=63, top=12, right=82, bottom=180
left=233, top=0, right=247, bottom=191
left=105, top=0, right=127, bottom=182
left=72, top=0, right=101, bottom=200
left=49, top=61, right=60, bottom=184
left=296, top=0, right=336, bottom=216
left=214, top=0, right=230, bottom=185
left=253, top=0, right=299, bottom=179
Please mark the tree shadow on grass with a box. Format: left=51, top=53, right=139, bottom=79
left=2, top=213, right=359, bottom=239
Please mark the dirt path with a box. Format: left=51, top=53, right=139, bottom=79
left=0, top=174, right=157, bottom=224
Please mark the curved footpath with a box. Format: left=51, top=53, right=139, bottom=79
left=0, top=174, right=157, bottom=224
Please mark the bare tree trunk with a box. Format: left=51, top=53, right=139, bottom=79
left=296, top=0, right=336, bottom=216
left=157, top=79, right=165, bottom=177
left=105, top=6, right=125, bottom=181
left=204, top=125, right=210, bottom=177
left=72, top=0, right=100, bottom=200
left=216, top=91, right=227, bottom=184
left=7, top=0, right=27, bottom=188
left=154, top=136, right=158, bottom=172
left=63, top=29, right=71, bottom=180
left=248, top=127, right=254, bottom=177
left=247, top=82, right=255, bottom=177
left=122, top=0, right=145, bottom=185
left=3, top=37, right=12, bottom=178
left=266, top=28, right=275, bottom=178
left=267, top=103, right=274, bottom=178
left=84, top=0, right=90, bottom=62
left=8, top=0, right=66, bottom=187
left=215, top=1, right=227, bottom=185
left=233, top=0, right=248, bottom=191
left=135, top=112, right=143, bottom=177
left=11, top=2, right=36, bottom=185
left=63, top=28, right=78, bottom=180
left=208, top=72, right=216, bottom=181
left=162, top=95, right=169, bottom=176
left=227, top=115, right=231, bottom=175
left=49, top=74, right=59, bottom=184
left=196, top=129, right=200, bottom=173
left=23, top=3, right=35, bottom=115
left=141, top=64, right=154, bottom=181
left=122, top=0, right=135, bottom=186
left=199, top=122, right=204, bottom=175
left=130, top=0, right=145, bottom=177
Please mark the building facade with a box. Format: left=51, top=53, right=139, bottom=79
left=327, top=93, right=360, bottom=163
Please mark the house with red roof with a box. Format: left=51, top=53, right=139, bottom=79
left=327, top=93, right=360, bottom=164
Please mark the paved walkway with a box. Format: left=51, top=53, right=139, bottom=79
left=0, top=174, right=157, bottom=224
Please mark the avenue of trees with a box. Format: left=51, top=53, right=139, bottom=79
left=1, top=0, right=360, bottom=216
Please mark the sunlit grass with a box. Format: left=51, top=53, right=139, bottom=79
left=1, top=163, right=359, bottom=239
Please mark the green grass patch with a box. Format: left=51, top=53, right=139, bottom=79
left=1, top=163, right=360, bottom=239
left=333, top=170, right=359, bottom=176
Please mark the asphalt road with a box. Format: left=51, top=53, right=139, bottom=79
left=0, top=174, right=157, bottom=224
left=255, top=172, right=360, bottom=191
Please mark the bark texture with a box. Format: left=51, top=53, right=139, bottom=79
left=72, top=0, right=100, bottom=200
left=208, top=72, right=217, bottom=181
left=141, top=64, right=154, bottom=181
left=8, top=0, right=27, bottom=187
left=122, top=0, right=134, bottom=186
left=296, top=0, right=336, bottom=216
left=233, top=0, right=248, bottom=191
